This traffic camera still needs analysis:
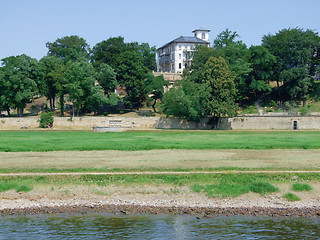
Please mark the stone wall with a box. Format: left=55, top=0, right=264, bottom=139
left=157, top=117, right=212, bottom=129
left=1, top=115, right=320, bottom=131
left=0, top=116, right=212, bottom=130
left=219, top=116, right=320, bottom=130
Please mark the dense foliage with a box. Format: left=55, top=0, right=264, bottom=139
left=0, top=28, right=319, bottom=119
left=38, top=111, right=54, bottom=128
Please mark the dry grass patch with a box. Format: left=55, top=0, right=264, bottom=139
left=1, top=149, right=320, bottom=171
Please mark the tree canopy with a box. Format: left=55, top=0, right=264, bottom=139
left=0, top=55, right=40, bottom=116
left=262, top=28, right=320, bottom=104
left=1, top=28, right=320, bottom=119
left=46, top=35, right=90, bottom=62
left=163, top=56, right=237, bottom=120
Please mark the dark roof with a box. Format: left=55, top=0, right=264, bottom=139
left=192, top=29, right=210, bottom=33
left=158, top=36, right=209, bottom=50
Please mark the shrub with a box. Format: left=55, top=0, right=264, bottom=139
left=0, top=183, right=32, bottom=192
left=15, top=185, right=33, bottom=192
left=249, top=182, right=279, bottom=195
left=38, top=112, right=54, bottom=128
left=292, top=183, right=312, bottom=192
left=138, top=110, right=156, bottom=117
left=241, top=105, right=259, bottom=114
left=191, top=183, right=203, bottom=193
left=283, top=192, right=301, bottom=201
left=269, top=100, right=277, bottom=107
left=299, top=106, right=309, bottom=116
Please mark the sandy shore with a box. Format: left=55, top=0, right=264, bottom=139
left=1, top=185, right=320, bottom=217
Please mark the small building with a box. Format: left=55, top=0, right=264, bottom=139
left=157, top=29, right=210, bottom=73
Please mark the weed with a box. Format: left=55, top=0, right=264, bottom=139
left=205, top=183, right=250, bottom=198
left=0, top=183, right=17, bottom=192
left=0, top=182, right=32, bottom=192
left=191, top=183, right=203, bottom=193
left=169, top=187, right=180, bottom=194
left=15, top=185, right=33, bottom=192
left=292, top=183, right=312, bottom=192
left=249, top=182, right=279, bottom=195
left=283, top=193, right=301, bottom=201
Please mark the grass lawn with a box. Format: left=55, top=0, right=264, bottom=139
left=1, top=130, right=320, bottom=152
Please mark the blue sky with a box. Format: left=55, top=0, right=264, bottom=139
left=1, top=0, right=319, bottom=61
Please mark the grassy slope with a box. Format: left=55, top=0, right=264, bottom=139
left=0, top=130, right=320, bottom=152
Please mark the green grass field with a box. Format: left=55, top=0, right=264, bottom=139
left=1, top=130, right=320, bottom=152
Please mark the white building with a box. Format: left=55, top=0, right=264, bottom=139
left=157, top=29, right=210, bottom=73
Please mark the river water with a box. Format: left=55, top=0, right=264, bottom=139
left=0, top=214, right=319, bottom=239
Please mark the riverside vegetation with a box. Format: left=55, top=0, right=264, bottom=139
left=0, top=130, right=319, bottom=203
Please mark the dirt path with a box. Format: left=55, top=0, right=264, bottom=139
left=0, top=170, right=320, bottom=177
left=1, top=149, right=320, bottom=170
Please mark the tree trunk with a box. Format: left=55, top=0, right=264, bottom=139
left=152, top=99, right=157, bottom=113
left=60, top=94, right=64, bottom=117
left=17, top=107, right=24, bottom=117
left=53, top=96, right=56, bottom=110
left=276, top=80, right=283, bottom=108
left=302, top=95, right=306, bottom=107
left=49, top=98, right=53, bottom=110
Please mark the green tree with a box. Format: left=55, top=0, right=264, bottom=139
left=262, top=28, right=320, bottom=104
left=197, top=56, right=238, bottom=117
left=0, top=67, right=10, bottom=115
left=90, top=36, right=127, bottom=69
left=186, top=45, right=219, bottom=73
left=127, top=42, right=157, bottom=71
left=213, top=29, right=251, bottom=102
left=39, top=56, right=64, bottom=110
left=117, top=50, right=148, bottom=110
left=63, top=60, right=104, bottom=116
left=91, top=37, right=157, bottom=72
left=163, top=56, right=237, bottom=121
left=145, top=73, right=169, bottom=112
left=96, top=63, right=118, bottom=96
left=162, top=80, right=211, bottom=121
left=0, top=55, right=40, bottom=117
left=246, top=45, right=276, bottom=102
left=46, top=35, right=90, bottom=62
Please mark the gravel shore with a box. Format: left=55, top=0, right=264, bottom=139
left=1, top=190, right=320, bottom=217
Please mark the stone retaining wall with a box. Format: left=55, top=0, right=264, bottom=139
left=0, top=116, right=212, bottom=130
left=219, top=116, right=320, bottom=130
left=1, top=116, right=319, bottom=130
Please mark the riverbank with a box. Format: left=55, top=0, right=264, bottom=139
left=1, top=184, right=320, bottom=217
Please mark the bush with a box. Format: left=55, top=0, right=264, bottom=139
left=138, top=110, right=156, bottom=117
left=283, top=192, right=301, bottom=201
left=249, top=182, right=279, bottom=195
left=299, top=106, right=310, bottom=116
left=0, top=183, right=32, bottom=192
left=241, top=105, right=259, bottom=114
left=292, top=183, right=312, bottom=192
left=38, top=112, right=54, bottom=128
left=269, top=100, right=277, bottom=107
left=15, top=185, right=33, bottom=192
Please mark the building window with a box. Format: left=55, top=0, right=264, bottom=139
left=179, top=54, right=181, bottom=59
left=202, top=33, right=205, bottom=39
left=179, top=45, right=181, bottom=50
left=179, top=63, right=182, bottom=69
